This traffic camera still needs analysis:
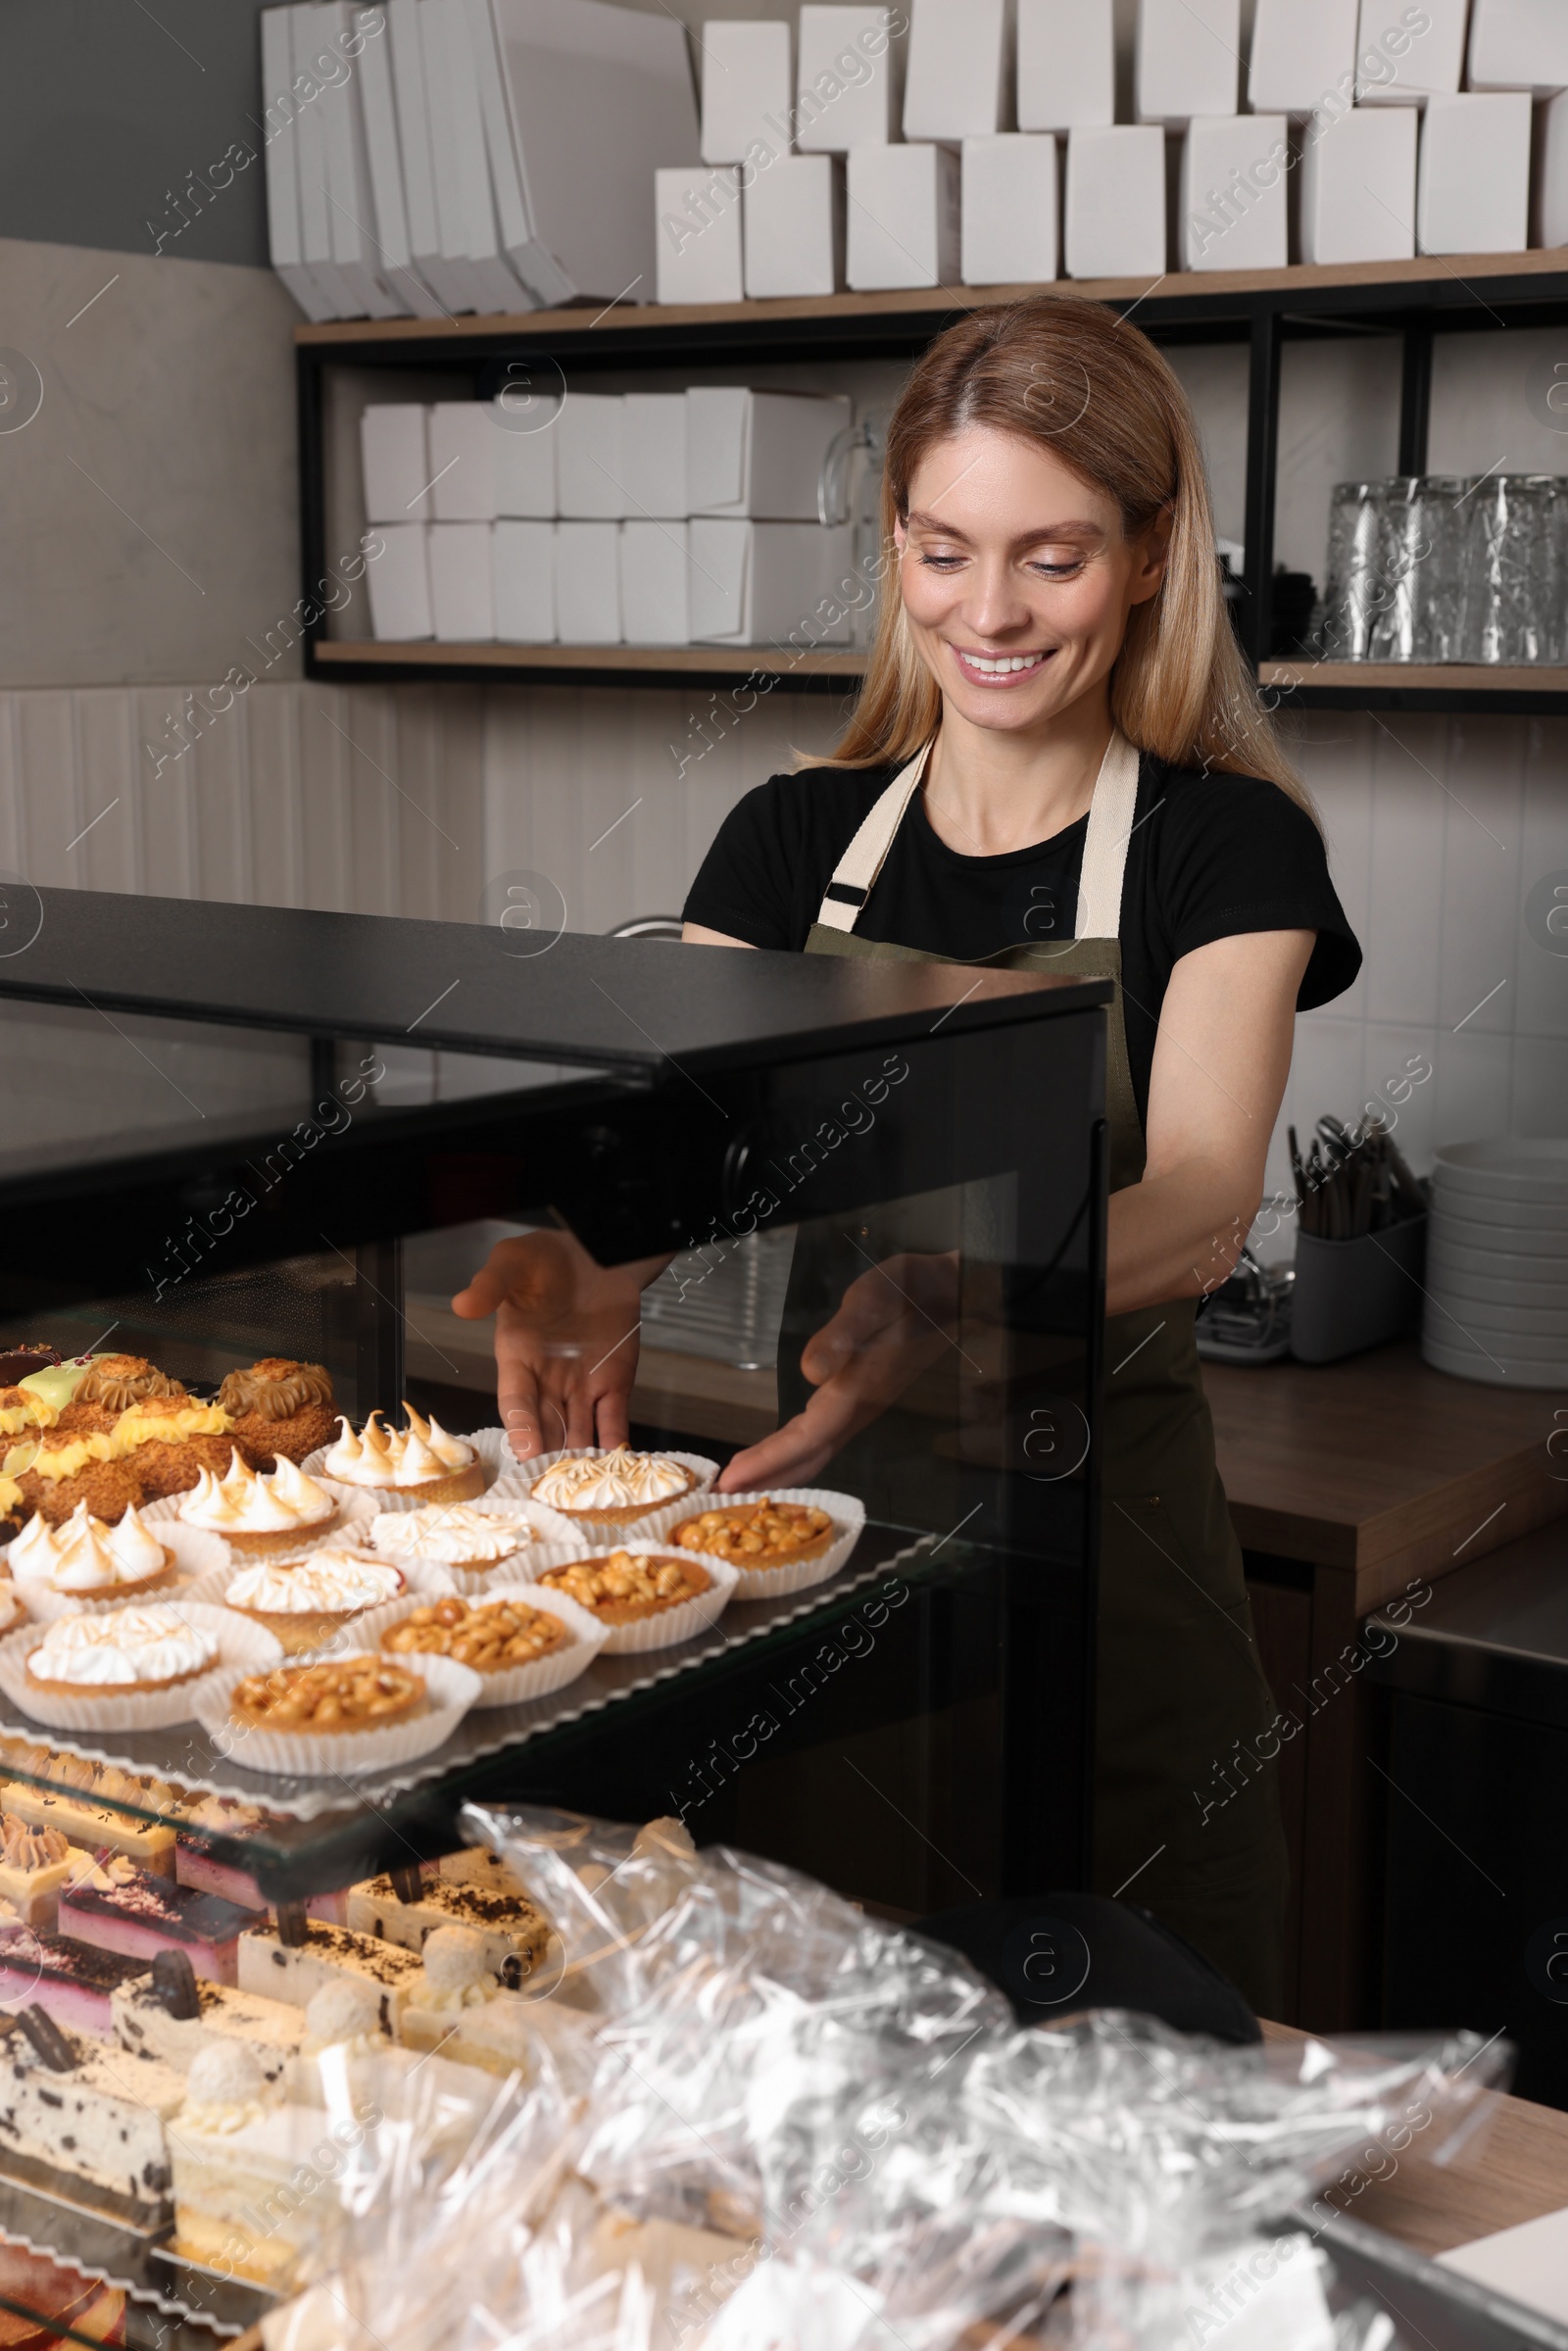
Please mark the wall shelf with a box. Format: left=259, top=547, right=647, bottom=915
left=313, top=639, right=866, bottom=694
left=1261, top=661, right=1568, bottom=713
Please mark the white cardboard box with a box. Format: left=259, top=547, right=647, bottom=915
left=1417, top=93, right=1531, bottom=255
left=903, top=0, right=1009, bottom=142
left=420, top=0, right=523, bottom=312
left=354, top=4, right=443, bottom=316
left=1538, top=90, right=1568, bottom=247
left=1181, top=115, right=1289, bottom=271
left=260, top=7, right=335, bottom=319
left=961, top=135, right=1058, bottom=284
left=744, top=154, right=844, bottom=296
left=1468, top=0, right=1568, bottom=97
left=847, top=142, right=960, bottom=288
left=689, top=519, right=856, bottom=643
left=318, top=1, right=406, bottom=316
left=701, top=21, right=792, bottom=165
left=1064, top=125, right=1165, bottom=277
left=428, top=520, right=494, bottom=638
left=622, top=394, right=688, bottom=518
left=1136, top=0, right=1240, bottom=126
left=1248, top=0, right=1358, bottom=116
left=557, top=396, right=626, bottom=519
left=620, top=520, right=692, bottom=643
left=1299, top=105, right=1415, bottom=263
left=556, top=521, right=622, bottom=641
left=796, top=7, right=900, bottom=151
left=386, top=0, right=479, bottom=313
left=1017, top=0, right=1113, bottom=131
left=656, top=165, right=745, bottom=303
left=428, top=401, right=499, bottom=519
left=366, top=521, right=433, bottom=637
left=688, top=388, right=853, bottom=518
left=1355, top=0, right=1466, bottom=103
left=491, top=395, right=561, bottom=515
left=493, top=520, right=556, bottom=641
left=361, top=404, right=430, bottom=522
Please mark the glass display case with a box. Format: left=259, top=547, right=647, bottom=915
left=0, top=884, right=1109, bottom=2343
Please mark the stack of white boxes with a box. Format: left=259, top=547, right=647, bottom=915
left=360, top=390, right=856, bottom=646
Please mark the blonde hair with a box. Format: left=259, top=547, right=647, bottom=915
left=824, top=295, right=1310, bottom=813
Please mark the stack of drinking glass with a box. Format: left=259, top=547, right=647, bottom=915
left=1319, top=474, right=1566, bottom=663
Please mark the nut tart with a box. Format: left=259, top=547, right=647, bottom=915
left=674, top=1497, right=837, bottom=1569
left=531, top=1543, right=740, bottom=1652
left=222, top=1546, right=406, bottom=1654
left=215, top=1357, right=338, bottom=1469
left=318, top=1406, right=483, bottom=1504
left=524, top=1444, right=710, bottom=1529
left=175, top=1449, right=338, bottom=1553
left=7, top=1499, right=176, bottom=1603
left=228, top=1654, right=424, bottom=1733
left=364, top=1580, right=606, bottom=1707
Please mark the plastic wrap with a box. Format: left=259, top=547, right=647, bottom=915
left=263, top=1805, right=1512, bottom=2351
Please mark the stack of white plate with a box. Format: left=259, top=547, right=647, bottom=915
left=1424, top=1140, right=1568, bottom=1387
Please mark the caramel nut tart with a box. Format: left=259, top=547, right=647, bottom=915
left=527, top=1445, right=697, bottom=1525
left=227, top=1654, right=425, bottom=1734
left=215, top=1358, right=338, bottom=1469
left=381, top=1592, right=571, bottom=1673
left=674, top=1497, right=836, bottom=1570
left=536, top=1549, right=712, bottom=1625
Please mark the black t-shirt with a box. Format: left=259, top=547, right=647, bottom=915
left=683, top=752, right=1361, bottom=1128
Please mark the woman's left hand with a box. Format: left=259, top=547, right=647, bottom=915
left=717, top=1250, right=960, bottom=1490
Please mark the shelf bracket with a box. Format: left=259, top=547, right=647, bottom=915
left=1397, top=329, right=1434, bottom=478
left=1242, top=308, right=1283, bottom=668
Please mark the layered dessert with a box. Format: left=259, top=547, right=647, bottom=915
left=112, top=1950, right=305, bottom=2084
left=24, top=1604, right=220, bottom=1698
left=236, top=1918, right=424, bottom=2033
left=528, top=1446, right=696, bottom=1526
left=536, top=1550, right=712, bottom=1626
left=57, top=1853, right=263, bottom=1986
left=380, top=1592, right=572, bottom=1676
left=298, top=1975, right=391, bottom=2060
left=174, top=1796, right=348, bottom=1924
left=434, top=1845, right=529, bottom=1897
left=0, top=1813, right=81, bottom=1928
left=369, top=1502, right=544, bottom=1584
left=673, top=1497, right=837, bottom=1570
left=346, top=1870, right=551, bottom=1983
left=4, top=1762, right=177, bottom=1875
left=111, top=1396, right=245, bottom=1500
left=5, top=1430, right=141, bottom=1526
left=65, top=1352, right=182, bottom=1416
left=223, top=1548, right=406, bottom=1654
left=396, top=1926, right=594, bottom=2084
left=0, top=1919, right=154, bottom=2036
left=0, top=2003, right=184, bottom=2222
left=0, top=1472, right=25, bottom=1547
left=215, top=1359, right=338, bottom=1469
left=7, top=1499, right=175, bottom=1601
left=321, top=1407, right=483, bottom=1504
left=225, top=1654, right=425, bottom=1738
left=177, top=1451, right=337, bottom=1553
left=168, top=2041, right=319, bottom=2288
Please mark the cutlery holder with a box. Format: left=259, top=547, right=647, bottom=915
left=1290, top=1214, right=1427, bottom=1364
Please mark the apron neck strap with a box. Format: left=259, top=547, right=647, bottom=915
left=813, top=742, right=932, bottom=933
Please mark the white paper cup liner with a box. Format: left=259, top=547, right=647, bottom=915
left=521, top=1540, right=740, bottom=1655
left=356, top=1581, right=607, bottom=1709
left=661, top=1488, right=867, bottom=1602
left=13, top=1524, right=234, bottom=1623
left=0, top=1601, right=285, bottom=1733
left=188, top=1649, right=481, bottom=1776
left=141, top=1487, right=372, bottom=1556
left=513, top=1448, right=719, bottom=1544
left=363, top=1492, right=588, bottom=1595
left=303, top=1425, right=520, bottom=1514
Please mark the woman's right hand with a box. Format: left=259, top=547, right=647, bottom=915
left=451, top=1231, right=658, bottom=1463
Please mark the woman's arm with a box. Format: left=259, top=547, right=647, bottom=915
left=682, top=922, right=757, bottom=947
left=1107, top=927, right=1312, bottom=1316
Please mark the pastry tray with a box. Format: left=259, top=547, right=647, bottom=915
left=0, top=2157, right=274, bottom=2340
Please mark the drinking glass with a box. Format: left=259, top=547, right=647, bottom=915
left=1319, top=481, right=1388, bottom=660
left=1458, top=473, right=1559, bottom=663
left=1405, top=476, right=1469, bottom=662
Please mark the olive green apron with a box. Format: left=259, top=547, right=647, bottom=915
left=790, top=733, right=1288, bottom=2012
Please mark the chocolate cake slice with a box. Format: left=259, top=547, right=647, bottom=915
left=0, top=1925, right=151, bottom=2038
left=57, top=1864, right=263, bottom=1987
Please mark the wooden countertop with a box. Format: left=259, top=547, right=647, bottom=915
left=1204, top=1341, right=1568, bottom=1610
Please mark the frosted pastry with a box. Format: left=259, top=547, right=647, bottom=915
left=0, top=1813, right=81, bottom=1929
left=3, top=1775, right=177, bottom=1875
left=5, top=1430, right=142, bottom=1527
left=223, top=1547, right=406, bottom=1655
left=110, top=1396, right=242, bottom=1500
left=0, top=2006, right=184, bottom=2221
left=236, top=1919, right=423, bottom=2033
left=214, top=1358, right=338, bottom=1468
left=57, top=1853, right=263, bottom=1986
left=320, top=1407, right=483, bottom=1503
left=113, top=1954, right=306, bottom=2083
left=346, top=1871, right=551, bottom=1982
left=0, top=1386, right=53, bottom=1440
left=529, top=1445, right=696, bottom=1523
left=536, top=1549, right=712, bottom=1625
left=177, top=1451, right=338, bottom=1553
left=7, top=1499, right=174, bottom=1597
left=369, top=1503, right=539, bottom=1574
left=24, top=1605, right=219, bottom=1695
left=74, top=1354, right=183, bottom=1413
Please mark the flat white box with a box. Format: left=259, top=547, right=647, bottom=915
left=620, top=520, right=691, bottom=643
left=622, top=394, right=688, bottom=518
left=1417, top=93, right=1531, bottom=255
left=797, top=7, right=900, bottom=151
left=1136, top=0, right=1240, bottom=126
left=366, top=522, right=432, bottom=637
left=318, top=1, right=406, bottom=315
left=961, top=135, right=1058, bottom=284
left=1017, top=0, right=1113, bottom=132
left=745, top=153, right=844, bottom=295
left=557, top=395, right=625, bottom=519
left=1355, top=0, right=1466, bottom=102
left=689, top=519, right=856, bottom=643
left=1468, top=0, right=1568, bottom=97
left=847, top=142, right=960, bottom=289
left=1181, top=115, right=1289, bottom=271
left=428, top=520, right=494, bottom=638
left=1538, top=90, right=1568, bottom=247
left=355, top=4, right=443, bottom=317
left=1064, top=125, right=1165, bottom=277
left=420, top=0, right=522, bottom=313
left=556, top=520, right=621, bottom=641
left=1299, top=105, right=1415, bottom=263
left=656, top=166, right=744, bottom=303
left=260, top=6, right=335, bottom=319
left=688, top=388, right=853, bottom=518
left=903, top=0, right=1008, bottom=142
left=387, top=0, right=480, bottom=313
left=361, top=404, right=429, bottom=522
left=701, top=21, right=792, bottom=164
left=1248, top=0, right=1357, bottom=115
left=428, top=401, right=499, bottom=519
left=492, top=395, right=560, bottom=516
left=493, top=520, right=556, bottom=641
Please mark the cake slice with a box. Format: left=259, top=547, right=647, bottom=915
left=167, top=2042, right=337, bottom=2290
left=111, top=1951, right=305, bottom=2086
left=433, top=1845, right=529, bottom=1897
left=346, top=1871, right=551, bottom=1985
left=0, top=1814, right=85, bottom=1929
left=236, top=1920, right=423, bottom=2034
left=57, top=1858, right=264, bottom=1987
left=0, top=1922, right=151, bottom=2036
left=3, top=1777, right=176, bottom=1876
left=174, top=1799, right=348, bottom=1925
left=397, top=1927, right=595, bottom=2087
left=0, top=2004, right=184, bottom=2223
